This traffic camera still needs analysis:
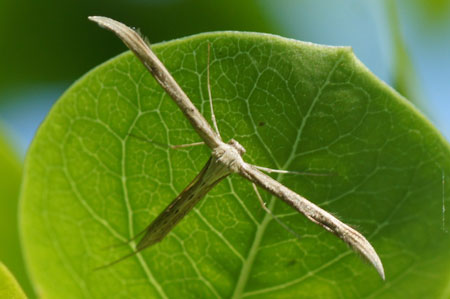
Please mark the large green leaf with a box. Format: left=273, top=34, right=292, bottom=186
left=21, top=32, right=450, bottom=298
left=0, top=129, right=33, bottom=296
left=0, top=263, right=27, bottom=299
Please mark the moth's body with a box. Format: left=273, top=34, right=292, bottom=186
left=137, top=139, right=245, bottom=250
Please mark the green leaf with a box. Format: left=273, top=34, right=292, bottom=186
left=0, top=263, right=27, bottom=299
left=21, top=32, right=450, bottom=298
left=0, top=128, right=33, bottom=296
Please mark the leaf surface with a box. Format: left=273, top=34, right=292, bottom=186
left=21, top=32, right=450, bottom=298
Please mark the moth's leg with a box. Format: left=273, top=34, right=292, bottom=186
left=129, top=133, right=205, bottom=150
left=94, top=250, right=142, bottom=271
left=253, top=165, right=332, bottom=176
left=252, top=183, right=302, bottom=241
left=170, top=141, right=205, bottom=149
left=206, top=43, right=222, bottom=140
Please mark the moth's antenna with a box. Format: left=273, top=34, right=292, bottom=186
left=129, top=133, right=204, bottom=149
left=207, top=43, right=221, bottom=140
left=254, top=165, right=334, bottom=176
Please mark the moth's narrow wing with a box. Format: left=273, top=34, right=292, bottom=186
left=88, top=16, right=222, bottom=149
left=137, top=157, right=229, bottom=251
left=239, top=163, right=385, bottom=280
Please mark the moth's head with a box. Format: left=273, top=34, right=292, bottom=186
left=227, top=139, right=246, bottom=156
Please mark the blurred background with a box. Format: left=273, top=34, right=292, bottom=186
left=0, top=0, right=448, bottom=296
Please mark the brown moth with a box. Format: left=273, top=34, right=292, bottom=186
left=89, top=16, right=385, bottom=279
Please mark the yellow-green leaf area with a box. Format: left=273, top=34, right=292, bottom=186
left=0, top=263, right=27, bottom=299
left=0, top=128, right=33, bottom=296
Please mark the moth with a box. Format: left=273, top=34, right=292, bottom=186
left=89, top=16, right=385, bottom=279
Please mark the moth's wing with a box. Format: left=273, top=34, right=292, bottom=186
left=240, top=163, right=385, bottom=280
left=89, top=16, right=222, bottom=149
left=95, top=158, right=215, bottom=270
left=136, top=157, right=227, bottom=251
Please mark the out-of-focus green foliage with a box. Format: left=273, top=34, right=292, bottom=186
left=0, top=263, right=27, bottom=299
left=414, top=0, right=450, bottom=21
left=0, top=0, right=276, bottom=94
left=385, top=0, right=424, bottom=109
left=0, top=129, right=32, bottom=296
